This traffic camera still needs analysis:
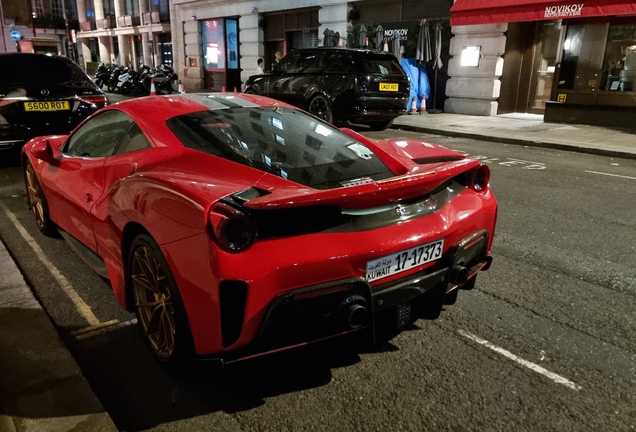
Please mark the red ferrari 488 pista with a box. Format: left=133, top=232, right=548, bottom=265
left=22, top=93, right=497, bottom=366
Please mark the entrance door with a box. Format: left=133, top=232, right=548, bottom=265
left=528, top=22, right=561, bottom=113
left=499, top=21, right=562, bottom=115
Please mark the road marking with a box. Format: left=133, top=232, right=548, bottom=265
left=71, top=319, right=121, bottom=336
left=74, top=319, right=137, bottom=340
left=585, top=170, right=636, bottom=180
left=458, top=330, right=582, bottom=391
left=1, top=202, right=101, bottom=326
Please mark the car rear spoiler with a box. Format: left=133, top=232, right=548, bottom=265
left=243, top=157, right=481, bottom=211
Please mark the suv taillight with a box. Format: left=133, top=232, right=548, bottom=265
left=468, top=165, right=490, bottom=192
left=80, top=96, right=109, bottom=108
left=208, top=202, right=255, bottom=253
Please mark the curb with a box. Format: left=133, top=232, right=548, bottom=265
left=391, top=123, right=636, bottom=161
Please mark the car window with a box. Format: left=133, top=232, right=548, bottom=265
left=297, top=52, right=323, bottom=73
left=278, top=52, right=301, bottom=73
left=354, top=53, right=404, bottom=75
left=65, top=110, right=134, bottom=158
left=165, top=107, right=394, bottom=189
left=114, top=123, right=152, bottom=155
left=325, top=52, right=356, bottom=73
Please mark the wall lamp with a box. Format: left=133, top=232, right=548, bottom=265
left=461, top=46, right=482, bottom=67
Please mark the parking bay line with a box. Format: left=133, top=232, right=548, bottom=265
left=458, top=329, right=582, bottom=391
left=1, top=202, right=116, bottom=329
left=585, top=170, right=636, bottom=180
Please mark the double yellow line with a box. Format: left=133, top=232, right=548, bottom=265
left=1, top=201, right=119, bottom=337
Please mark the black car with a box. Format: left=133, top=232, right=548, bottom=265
left=244, top=48, right=409, bottom=130
left=0, top=53, right=109, bottom=165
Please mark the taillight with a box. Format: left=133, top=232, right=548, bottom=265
left=469, top=165, right=490, bottom=192
left=208, top=202, right=255, bottom=253
left=80, top=96, right=109, bottom=108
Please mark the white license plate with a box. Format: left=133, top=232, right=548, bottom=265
left=366, top=239, right=444, bottom=282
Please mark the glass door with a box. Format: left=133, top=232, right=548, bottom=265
left=529, top=22, right=562, bottom=113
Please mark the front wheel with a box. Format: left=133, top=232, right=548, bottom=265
left=308, top=94, right=334, bottom=124
left=25, top=162, right=54, bottom=235
left=107, top=82, right=117, bottom=92
left=129, top=234, right=194, bottom=365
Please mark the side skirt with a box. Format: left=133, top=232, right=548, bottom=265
left=57, top=228, right=109, bottom=279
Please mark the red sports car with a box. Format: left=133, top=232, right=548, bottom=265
left=22, top=93, right=497, bottom=366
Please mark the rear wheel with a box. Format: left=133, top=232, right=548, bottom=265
left=24, top=162, right=54, bottom=235
left=129, top=234, right=194, bottom=365
left=120, top=81, right=132, bottom=95
left=107, top=82, right=117, bottom=92
left=308, top=94, right=334, bottom=124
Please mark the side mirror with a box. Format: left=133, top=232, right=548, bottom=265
left=30, top=139, right=54, bottom=161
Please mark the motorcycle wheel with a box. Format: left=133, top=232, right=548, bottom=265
left=120, top=82, right=132, bottom=95
left=95, top=79, right=104, bottom=89
left=107, top=82, right=116, bottom=92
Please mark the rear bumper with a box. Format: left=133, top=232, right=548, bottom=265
left=340, top=97, right=408, bottom=124
left=216, top=230, right=492, bottom=363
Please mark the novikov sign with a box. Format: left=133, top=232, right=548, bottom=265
left=544, top=3, right=584, bottom=19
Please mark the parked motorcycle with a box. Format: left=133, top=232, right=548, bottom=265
left=152, top=64, right=178, bottom=94
left=117, top=67, right=140, bottom=95
left=106, top=65, right=125, bottom=93
left=93, top=62, right=112, bottom=90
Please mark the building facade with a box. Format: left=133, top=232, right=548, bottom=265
left=1, top=0, right=75, bottom=56
left=448, top=0, right=636, bottom=129
left=74, top=0, right=173, bottom=73
left=170, top=0, right=451, bottom=101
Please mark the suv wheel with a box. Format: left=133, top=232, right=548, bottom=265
left=308, top=94, right=333, bottom=124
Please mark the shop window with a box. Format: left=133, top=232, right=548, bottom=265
left=601, top=20, right=636, bottom=91
left=558, top=22, right=605, bottom=90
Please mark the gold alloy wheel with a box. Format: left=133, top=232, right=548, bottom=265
left=131, top=245, right=176, bottom=359
left=25, top=163, right=46, bottom=230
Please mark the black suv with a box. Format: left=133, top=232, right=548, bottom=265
left=244, top=48, right=409, bottom=130
left=0, top=53, right=109, bottom=165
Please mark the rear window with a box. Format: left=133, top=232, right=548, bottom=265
left=0, top=54, right=94, bottom=90
left=165, top=107, right=394, bottom=189
left=354, top=53, right=404, bottom=75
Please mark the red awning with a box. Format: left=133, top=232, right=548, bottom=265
left=450, top=0, right=636, bottom=26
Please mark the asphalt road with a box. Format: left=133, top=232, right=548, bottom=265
left=0, top=129, right=634, bottom=432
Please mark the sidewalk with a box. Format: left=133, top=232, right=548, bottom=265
left=392, top=112, right=636, bottom=160
left=0, top=240, right=118, bottom=432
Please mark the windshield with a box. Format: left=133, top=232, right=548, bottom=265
left=165, top=107, right=394, bottom=189
left=354, top=53, right=404, bottom=75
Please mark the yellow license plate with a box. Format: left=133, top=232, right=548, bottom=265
left=24, top=101, right=70, bottom=112
left=379, top=83, right=399, bottom=91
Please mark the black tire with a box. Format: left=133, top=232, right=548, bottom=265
left=24, top=162, right=55, bottom=235
left=308, top=94, right=334, bottom=124
left=120, top=81, right=132, bottom=95
left=128, top=233, right=194, bottom=366
left=107, top=82, right=116, bottom=92
left=244, top=89, right=257, bottom=95
left=368, top=119, right=394, bottom=131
